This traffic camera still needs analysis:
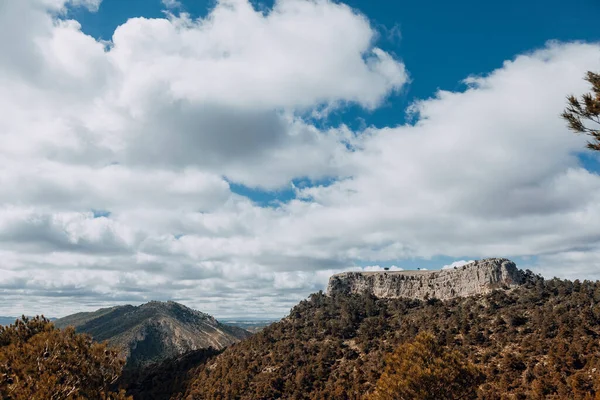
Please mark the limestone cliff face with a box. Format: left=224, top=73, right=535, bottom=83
left=327, top=258, right=525, bottom=300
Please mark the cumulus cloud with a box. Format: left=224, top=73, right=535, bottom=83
left=106, top=0, right=406, bottom=110
left=101, top=0, right=406, bottom=188
left=291, top=42, right=600, bottom=261
left=1, top=0, right=600, bottom=318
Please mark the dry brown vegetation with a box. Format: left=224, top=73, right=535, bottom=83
left=0, top=316, right=130, bottom=400
left=6, top=275, right=600, bottom=399
left=180, top=275, right=600, bottom=399
left=366, top=332, right=484, bottom=400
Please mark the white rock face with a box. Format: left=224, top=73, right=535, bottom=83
left=326, top=258, right=525, bottom=300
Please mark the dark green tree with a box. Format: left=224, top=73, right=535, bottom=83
left=563, top=71, right=600, bottom=151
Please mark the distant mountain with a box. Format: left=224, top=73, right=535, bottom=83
left=0, top=317, right=18, bottom=326
left=219, top=318, right=280, bottom=333
left=53, top=301, right=251, bottom=369
left=1, top=316, right=56, bottom=326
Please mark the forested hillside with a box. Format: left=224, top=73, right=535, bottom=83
left=180, top=276, right=600, bottom=399
left=6, top=276, right=600, bottom=399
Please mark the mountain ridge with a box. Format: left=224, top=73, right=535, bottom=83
left=54, top=301, right=251, bottom=369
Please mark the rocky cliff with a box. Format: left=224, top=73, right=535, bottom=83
left=327, top=258, right=526, bottom=300
left=54, top=301, right=251, bottom=368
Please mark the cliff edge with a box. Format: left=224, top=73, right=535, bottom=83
left=326, top=258, right=526, bottom=300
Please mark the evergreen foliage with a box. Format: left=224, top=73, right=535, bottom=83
left=366, top=332, right=484, bottom=400
left=118, top=348, right=220, bottom=400
left=563, top=71, right=600, bottom=150
left=182, top=277, right=600, bottom=399
left=0, top=316, right=130, bottom=400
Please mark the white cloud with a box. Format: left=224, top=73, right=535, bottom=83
left=363, top=265, right=404, bottom=271
left=101, top=0, right=405, bottom=187
left=1, top=0, right=600, bottom=318
left=289, top=42, right=600, bottom=261
left=442, top=260, right=474, bottom=270
left=68, top=0, right=102, bottom=12
left=528, top=249, right=600, bottom=281
left=0, top=0, right=406, bottom=189
left=161, top=0, right=182, bottom=9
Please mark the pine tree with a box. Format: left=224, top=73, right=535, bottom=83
left=0, top=316, right=130, bottom=400
left=562, top=71, right=600, bottom=151
left=366, top=332, right=484, bottom=400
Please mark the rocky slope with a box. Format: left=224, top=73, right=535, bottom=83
left=54, top=301, right=251, bottom=368
left=327, top=258, right=526, bottom=300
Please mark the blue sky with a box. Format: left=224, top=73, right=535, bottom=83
left=2, top=0, right=600, bottom=316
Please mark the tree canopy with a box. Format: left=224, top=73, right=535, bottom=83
left=0, top=316, right=130, bottom=400
left=366, top=332, right=484, bottom=400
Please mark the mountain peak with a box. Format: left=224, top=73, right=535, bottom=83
left=138, top=301, right=215, bottom=321
left=54, top=301, right=250, bottom=369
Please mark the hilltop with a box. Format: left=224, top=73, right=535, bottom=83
left=54, top=301, right=251, bottom=369
left=327, top=258, right=530, bottom=300
left=175, top=268, right=600, bottom=399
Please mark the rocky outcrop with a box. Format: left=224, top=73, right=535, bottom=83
left=327, top=258, right=526, bottom=300
left=54, top=301, right=251, bottom=368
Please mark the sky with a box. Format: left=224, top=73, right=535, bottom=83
left=1, top=0, right=600, bottom=318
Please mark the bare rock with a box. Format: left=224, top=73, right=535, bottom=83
left=326, top=258, right=526, bottom=300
